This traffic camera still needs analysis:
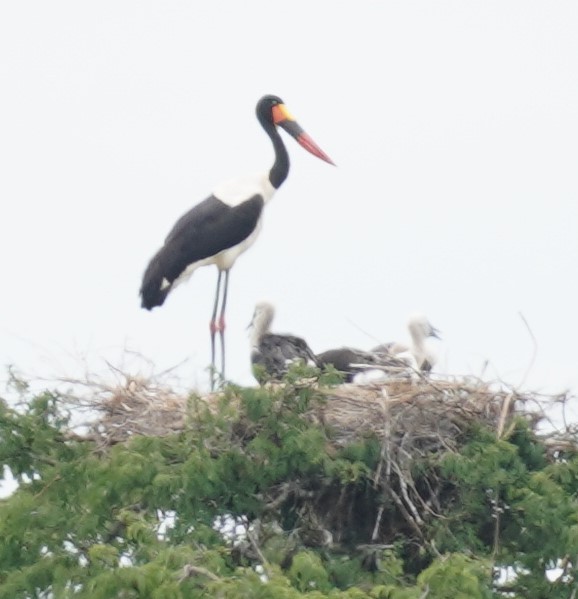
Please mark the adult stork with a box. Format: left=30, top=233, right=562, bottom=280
left=373, top=313, right=441, bottom=373
left=248, top=301, right=318, bottom=383
left=140, top=95, right=333, bottom=388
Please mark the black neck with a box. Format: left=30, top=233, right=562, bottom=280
left=262, top=119, right=289, bottom=189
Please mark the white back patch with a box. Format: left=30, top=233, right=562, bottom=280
left=213, top=172, right=275, bottom=207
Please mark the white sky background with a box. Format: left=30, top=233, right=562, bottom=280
left=0, top=1, right=577, bottom=412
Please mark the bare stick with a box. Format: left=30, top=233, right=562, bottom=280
left=247, top=529, right=272, bottom=578
left=517, top=311, right=538, bottom=390
left=373, top=389, right=391, bottom=487
left=392, top=462, right=424, bottom=526
left=371, top=506, right=384, bottom=542
left=344, top=316, right=383, bottom=345
left=388, top=488, right=424, bottom=538
left=496, top=393, right=514, bottom=439
left=177, top=564, right=221, bottom=584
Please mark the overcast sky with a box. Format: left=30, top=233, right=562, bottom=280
left=1, top=1, right=577, bottom=415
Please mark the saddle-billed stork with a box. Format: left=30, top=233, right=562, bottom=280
left=316, top=346, right=416, bottom=383
left=372, top=313, right=441, bottom=372
left=139, top=95, right=333, bottom=388
left=248, top=301, right=318, bottom=383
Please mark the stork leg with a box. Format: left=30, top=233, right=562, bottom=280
left=209, top=270, right=223, bottom=391
left=218, top=269, right=230, bottom=383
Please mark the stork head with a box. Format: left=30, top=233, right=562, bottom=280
left=407, top=313, right=441, bottom=342
left=256, top=95, right=334, bottom=165
left=248, top=301, right=275, bottom=344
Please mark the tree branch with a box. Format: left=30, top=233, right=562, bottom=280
left=177, top=564, right=222, bottom=584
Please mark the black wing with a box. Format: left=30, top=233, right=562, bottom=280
left=272, top=334, right=318, bottom=366
left=316, top=347, right=381, bottom=382
left=252, top=334, right=318, bottom=382
left=140, top=194, right=264, bottom=309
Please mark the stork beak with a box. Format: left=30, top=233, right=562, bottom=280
left=430, top=327, right=442, bottom=340
left=272, top=104, right=335, bottom=165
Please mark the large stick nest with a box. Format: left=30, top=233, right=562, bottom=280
left=60, top=372, right=576, bottom=551
left=63, top=372, right=571, bottom=458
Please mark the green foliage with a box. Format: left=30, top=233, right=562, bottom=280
left=289, top=551, right=332, bottom=592
left=1, top=376, right=578, bottom=598
left=436, top=420, right=578, bottom=597
left=417, top=554, right=492, bottom=599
